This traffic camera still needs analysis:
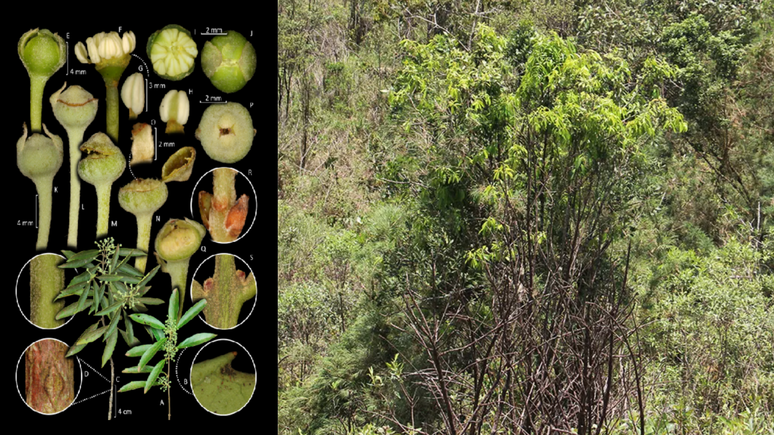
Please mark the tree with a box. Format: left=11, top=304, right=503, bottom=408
left=385, top=24, right=686, bottom=434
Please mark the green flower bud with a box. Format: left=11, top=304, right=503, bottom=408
left=18, top=28, right=66, bottom=78
left=50, top=83, right=98, bottom=130
left=200, top=30, right=255, bottom=93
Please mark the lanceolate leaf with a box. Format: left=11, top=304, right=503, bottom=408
left=137, top=297, right=164, bottom=305
left=57, top=298, right=92, bottom=320
left=75, top=281, right=92, bottom=312
left=118, top=381, right=147, bottom=393
left=118, top=262, right=143, bottom=277
left=118, top=247, right=146, bottom=257
left=102, top=329, right=118, bottom=367
left=65, top=249, right=100, bottom=263
left=104, top=310, right=122, bottom=341
left=56, top=281, right=89, bottom=300
left=122, top=365, right=154, bottom=373
left=92, top=282, right=105, bottom=314
left=97, top=274, right=127, bottom=282
left=178, top=299, right=207, bottom=330
left=59, top=257, right=95, bottom=269
left=126, top=344, right=153, bottom=357
left=66, top=323, right=100, bottom=357
left=76, top=323, right=107, bottom=346
left=130, top=313, right=165, bottom=330
left=145, top=359, right=165, bottom=393
left=96, top=299, right=123, bottom=316
left=178, top=333, right=217, bottom=349
left=139, top=337, right=166, bottom=370
left=137, top=265, right=160, bottom=289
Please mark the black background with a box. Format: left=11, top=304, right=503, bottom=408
left=7, top=19, right=274, bottom=424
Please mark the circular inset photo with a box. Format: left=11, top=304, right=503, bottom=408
left=190, top=339, right=255, bottom=416
left=16, top=253, right=73, bottom=329
left=190, top=167, right=256, bottom=244
left=16, top=338, right=81, bottom=414
left=191, top=254, right=257, bottom=329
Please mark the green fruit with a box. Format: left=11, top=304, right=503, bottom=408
left=147, top=25, right=197, bottom=81
left=201, top=30, right=256, bottom=93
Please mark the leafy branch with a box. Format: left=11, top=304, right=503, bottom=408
left=119, top=288, right=216, bottom=420
left=56, top=237, right=162, bottom=419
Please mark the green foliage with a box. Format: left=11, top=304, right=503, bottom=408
left=120, top=289, right=215, bottom=398
left=57, top=238, right=158, bottom=363
left=642, top=238, right=774, bottom=427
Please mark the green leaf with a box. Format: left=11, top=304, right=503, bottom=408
left=119, top=328, right=140, bottom=348
left=96, top=300, right=123, bottom=316
left=59, top=257, right=95, bottom=269
left=56, top=299, right=92, bottom=320
left=109, top=244, right=120, bottom=273
left=126, top=344, right=153, bottom=357
left=61, top=250, right=77, bottom=259
left=137, top=297, right=164, bottom=306
left=137, top=265, right=160, bottom=288
left=177, top=333, right=217, bottom=349
left=98, top=274, right=128, bottom=282
left=102, top=329, right=118, bottom=367
left=92, top=282, right=105, bottom=314
left=118, top=247, right=146, bottom=257
left=104, top=310, right=122, bottom=341
left=67, top=249, right=100, bottom=263
left=145, top=359, right=165, bottom=393
left=118, top=381, right=147, bottom=393
left=75, top=281, right=92, bottom=312
left=168, top=289, right=179, bottom=326
left=68, top=270, right=93, bottom=286
left=66, top=323, right=100, bottom=357
left=178, top=299, right=207, bottom=330
left=56, top=281, right=89, bottom=300
left=139, top=337, right=166, bottom=370
left=76, top=323, right=107, bottom=346
left=122, top=311, right=138, bottom=346
left=122, top=365, right=154, bottom=374
left=130, top=313, right=165, bottom=330
left=118, top=262, right=143, bottom=277
left=146, top=326, right=164, bottom=342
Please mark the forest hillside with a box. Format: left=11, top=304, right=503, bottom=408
left=278, top=1, right=774, bottom=434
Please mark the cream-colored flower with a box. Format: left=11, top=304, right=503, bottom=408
left=75, top=30, right=135, bottom=64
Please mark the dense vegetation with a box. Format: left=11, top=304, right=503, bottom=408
left=278, top=1, right=774, bottom=434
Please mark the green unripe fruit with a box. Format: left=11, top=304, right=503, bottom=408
left=119, top=178, right=168, bottom=273
left=118, top=178, right=168, bottom=216
left=78, top=133, right=125, bottom=186
left=201, top=30, right=256, bottom=93
left=17, top=124, right=63, bottom=180
left=18, top=29, right=66, bottom=77
left=155, top=218, right=206, bottom=262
